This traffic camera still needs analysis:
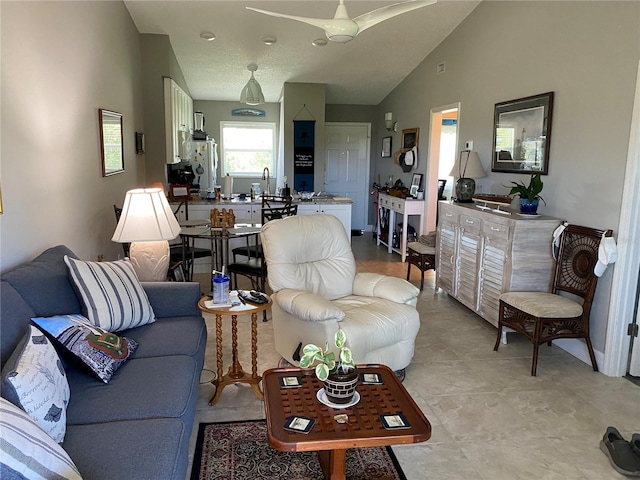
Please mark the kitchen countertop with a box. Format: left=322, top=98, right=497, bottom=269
left=169, top=196, right=352, bottom=206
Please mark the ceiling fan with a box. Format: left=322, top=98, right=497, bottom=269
left=246, top=0, right=437, bottom=44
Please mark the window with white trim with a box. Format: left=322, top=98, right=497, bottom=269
left=221, top=122, right=276, bottom=177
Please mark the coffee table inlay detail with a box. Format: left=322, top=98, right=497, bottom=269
left=262, top=364, right=431, bottom=480
left=198, top=296, right=272, bottom=405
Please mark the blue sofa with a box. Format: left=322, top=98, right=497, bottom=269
left=0, top=245, right=207, bottom=480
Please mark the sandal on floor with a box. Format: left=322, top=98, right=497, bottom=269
left=600, top=426, right=640, bottom=477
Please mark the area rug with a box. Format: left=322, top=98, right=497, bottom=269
left=190, top=420, right=407, bottom=480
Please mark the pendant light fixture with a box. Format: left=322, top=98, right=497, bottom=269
left=240, top=63, right=265, bottom=105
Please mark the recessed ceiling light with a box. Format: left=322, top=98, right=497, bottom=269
left=262, top=36, right=277, bottom=45
left=200, top=32, right=216, bottom=41
left=312, top=38, right=327, bottom=47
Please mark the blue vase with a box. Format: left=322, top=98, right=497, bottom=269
left=519, top=198, right=539, bottom=215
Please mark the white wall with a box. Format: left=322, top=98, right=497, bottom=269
left=0, top=1, right=145, bottom=270
left=374, top=1, right=639, bottom=355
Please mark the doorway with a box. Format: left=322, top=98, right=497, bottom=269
left=426, top=103, right=460, bottom=232
left=324, top=123, right=371, bottom=232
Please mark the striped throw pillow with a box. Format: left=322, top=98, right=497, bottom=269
left=0, top=397, right=82, bottom=479
left=64, top=256, right=156, bottom=332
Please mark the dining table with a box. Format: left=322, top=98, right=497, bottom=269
left=179, top=222, right=262, bottom=282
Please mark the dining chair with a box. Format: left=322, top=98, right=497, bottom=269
left=494, top=224, right=613, bottom=375
left=227, top=204, right=298, bottom=321
left=115, top=204, right=209, bottom=281
left=231, top=194, right=292, bottom=262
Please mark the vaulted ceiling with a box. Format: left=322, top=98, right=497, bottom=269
left=124, top=0, right=481, bottom=105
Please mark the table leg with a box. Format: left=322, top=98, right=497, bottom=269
left=251, top=312, right=259, bottom=379
left=228, top=314, right=244, bottom=379
left=210, top=314, right=224, bottom=405
left=318, top=449, right=346, bottom=480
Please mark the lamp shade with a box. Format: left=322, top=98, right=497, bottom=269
left=449, top=150, right=486, bottom=179
left=240, top=64, right=265, bottom=105
left=112, top=188, right=181, bottom=243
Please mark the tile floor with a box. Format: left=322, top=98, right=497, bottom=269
left=188, top=234, right=640, bottom=480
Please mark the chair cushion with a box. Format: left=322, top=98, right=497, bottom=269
left=334, top=296, right=420, bottom=363
left=1, top=325, right=70, bottom=444
left=407, top=242, right=436, bottom=255
left=500, top=291, right=583, bottom=318
left=0, top=398, right=82, bottom=479
left=64, top=256, right=156, bottom=332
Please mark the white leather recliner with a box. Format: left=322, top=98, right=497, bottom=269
left=260, top=214, right=421, bottom=372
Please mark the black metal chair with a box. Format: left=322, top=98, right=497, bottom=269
left=227, top=204, right=298, bottom=321
left=494, top=224, right=612, bottom=375
left=231, top=195, right=292, bottom=262
left=114, top=204, right=210, bottom=281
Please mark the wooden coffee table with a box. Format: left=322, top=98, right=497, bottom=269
left=198, top=295, right=272, bottom=405
left=262, top=364, right=431, bottom=480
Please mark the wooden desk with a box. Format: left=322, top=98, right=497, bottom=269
left=198, top=296, right=272, bottom=405
left=262, top=364, right=431, bottom=480
left=377, top=193, right=425, bottom=262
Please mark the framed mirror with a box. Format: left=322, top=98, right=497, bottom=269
left=99, top=109, right=124, bottom=176
left=491, top=92, right=554, bottom=174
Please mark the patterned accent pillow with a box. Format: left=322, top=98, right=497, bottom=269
left=1, top=325, right=70, bottom=444
left=32, top=315, right=138, bottom=384
left=64, top=256, right=156, bottom=331
left=0, top=397, right=82, bottom=479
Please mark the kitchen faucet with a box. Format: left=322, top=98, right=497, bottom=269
left=262, top=167, right=271, bottom=195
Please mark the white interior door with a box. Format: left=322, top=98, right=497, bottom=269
left=325, top=123, right=370, bottom=232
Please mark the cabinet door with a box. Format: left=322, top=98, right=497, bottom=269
left=436, top=220, right=457, bottom=294
left=320, top=204, right=352, bottom=237
left=477, top=221, right=510, bottom=326
left=455, top=216, right=481, bottom=310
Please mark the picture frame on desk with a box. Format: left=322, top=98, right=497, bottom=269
left=410, top=173, right=422, bottom=198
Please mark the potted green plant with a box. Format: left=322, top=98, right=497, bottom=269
left=299, top=328, right=357, bottom=404
left=506, top=172, right=545, bottom=214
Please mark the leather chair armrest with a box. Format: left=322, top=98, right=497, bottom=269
left=274, top=289, right=345, bottom=322
left=353, top=273, right=420, bottom=304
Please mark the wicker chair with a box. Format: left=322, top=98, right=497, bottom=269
left=494, top=224, right=612, bottom=376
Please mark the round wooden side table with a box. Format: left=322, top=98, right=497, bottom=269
left=198, top=296, right=272, bottom=405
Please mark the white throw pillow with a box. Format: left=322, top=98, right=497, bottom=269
left=0, top=397, right=82, bottom=479
left=1, top=325, right=70, bottom=444
left=64, top=256, right=156, bottom=332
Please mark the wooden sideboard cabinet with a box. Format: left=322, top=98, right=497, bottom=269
left=436, top=201, right=562, bottom=327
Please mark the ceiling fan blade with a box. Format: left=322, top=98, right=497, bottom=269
left=354, top=0, right=437, bottom=34
left=246, top=7, right=330, bottom=32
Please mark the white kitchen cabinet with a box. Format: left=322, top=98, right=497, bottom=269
left=164, top=78, right=193, bottom=164
left=436, top=201, right=562, bottom=327
left=376, top=193, right=425, bottom=262
left=297, top=203, right=352, bottom=239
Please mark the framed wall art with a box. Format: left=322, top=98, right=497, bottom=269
left=492, top=92, right=554, bottom=174
left=401, top=128, right=419, bottom=152
left=99, top=109, right=124, bottom=176
left=381, top=136, right=392, bottom=157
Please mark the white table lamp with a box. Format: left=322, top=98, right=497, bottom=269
left=112, top=188, right=181, bottom=281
